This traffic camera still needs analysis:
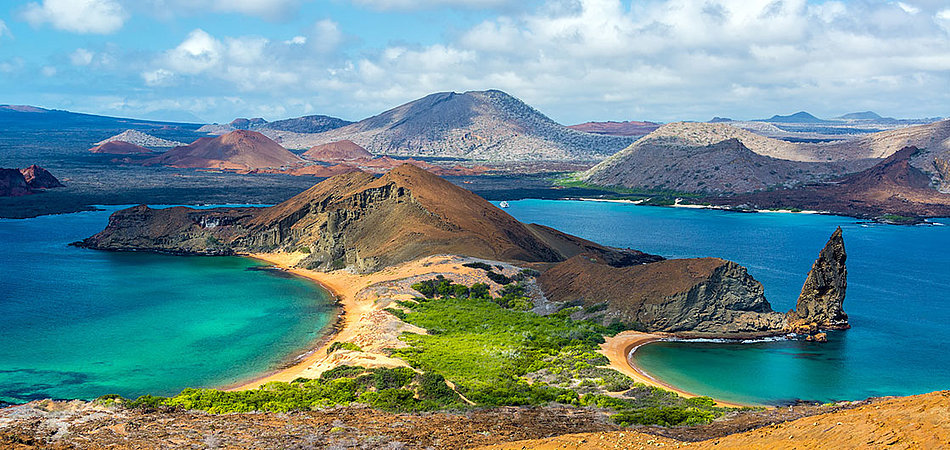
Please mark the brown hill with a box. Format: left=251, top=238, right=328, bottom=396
left=145, top=130, right=302, bottom=170
left=78, top=164, right=654, bottom=272
left=715, top=146, right=950, bottom=218
left=89, top=141, right=152, bottom=154
left=567, top=120, right=660, bottom=136
left=303, top=140, right=373, bottom=162
left=20, top=165, right=64, bottom=189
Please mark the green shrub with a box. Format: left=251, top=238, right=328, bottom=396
left=462, top=262, right=493, bottom=271
left=327, top=341, right=363, bottom=354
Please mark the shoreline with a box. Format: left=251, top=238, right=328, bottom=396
left=601, top=331, right=750, bottom=408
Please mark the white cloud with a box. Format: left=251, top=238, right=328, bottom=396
left=70, top=48, right=95, bottom=66
left=22, top=0, right=127, bottom=34
left=0, top=19, right=10, bottom=39
left=126, top=0, right=950, bottom=123
left=164, top=29, right=223, bottom=74
left=41, top=66, right=57, bottom=77
left=310, top=19, right=342, bottom=53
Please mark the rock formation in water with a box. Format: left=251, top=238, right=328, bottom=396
left=787, top=227, right=849, bottom=332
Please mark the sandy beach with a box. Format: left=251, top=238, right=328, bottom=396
left=229, top=253, right=525, bottom=390
left=230, top=252, right=749, bottom=408
left=601, top=331, right=747, bottom=408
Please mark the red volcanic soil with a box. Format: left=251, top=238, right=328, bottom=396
left=253, top=157, right=490, bottom=178
left=712, top=146, right=950, bottom=218
left=567, top=121, right=660, bottom=136
left=89, top=141, right=153, bottom=154
left=146, top=130, right=302, bottom=170
left=303, top=140, right=373, bottom=162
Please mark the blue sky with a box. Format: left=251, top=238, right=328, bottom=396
left=0, top=0, right=948, bottom=124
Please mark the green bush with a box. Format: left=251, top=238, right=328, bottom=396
left=327, top=341, right=363, bottom=354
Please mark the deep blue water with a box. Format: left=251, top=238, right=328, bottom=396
left=0, top=207, right=335, bottom=404
left=501, top=199, right=950, bottom=405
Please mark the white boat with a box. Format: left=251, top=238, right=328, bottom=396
left=499, top=201, right=510, bottom=208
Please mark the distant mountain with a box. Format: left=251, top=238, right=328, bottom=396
left=145, top=130, right=302, bottom=170
left=271, top=90, right=636, bottom=161
left=709, top=117, right=733, bottom=123
left=94, top=129, right=185, bottom=148
left=262, top=115, right=354, bottom=134
left=0, top=105, right=202, bottom=131
left=760, top=111, right=828, bottom=123
left=566, top=121, right=660, bottom=136
left=197, top=115, right=353, bottom=136
left=580, top=122, right=860, bottom=193
left=836, top=111, right=884, bottom=120
left=716, top=147, right=950, bottom=218
left=303, top=140, right=373, bottom=162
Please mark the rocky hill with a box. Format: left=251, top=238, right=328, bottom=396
left=88, top=141, right=153, bottom=154
left=144, top=130, right=303, bottom=170
left=566, top=121, right=660, bottom=136
left=272, top=90, right=636, bottom=161
left=580, top=123, right=864, bottom=193
left=93, top=129, right=185, bottom=148
left=77, top=164, right=653, bottom=271
left=714, top=146, right=950, bottom=218
left=197, top=115, right=353, bottom=136
left=303, top=140, right=373, bottom=162
left=0, top=165, right=63, bottom=196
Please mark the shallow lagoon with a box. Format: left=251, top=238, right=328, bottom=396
left=502, top=199, right=950, bottom=405
left=0, top=206, right=335, bottom=404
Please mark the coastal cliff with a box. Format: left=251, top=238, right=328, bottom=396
left=538, top=255, right=786, bottom=336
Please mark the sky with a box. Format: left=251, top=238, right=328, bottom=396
left=0, top=0, right=948, bottom=124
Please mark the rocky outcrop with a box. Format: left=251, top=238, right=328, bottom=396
left=19, top=165, right=63, bottom=189
left=787, top=227, right=849, bottom=331
left=538, top=254, right=787, bottom=337
left=78, top=164, right=646, bottom=273
left=566, top=121, right=660, bottom=136
left=1, top=165, right=63, bottom=196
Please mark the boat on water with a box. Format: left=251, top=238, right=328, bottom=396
left=499, top=201, right=510, bottom=208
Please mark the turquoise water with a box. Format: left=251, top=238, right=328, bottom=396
left=0, top=207, right=335, bottom=404
left=501, top=199, right=950, bottom=405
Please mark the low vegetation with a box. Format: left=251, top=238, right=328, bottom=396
left=112, top=279, right=725, bottom=427
left=554, top=178, right=701, bottom=205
